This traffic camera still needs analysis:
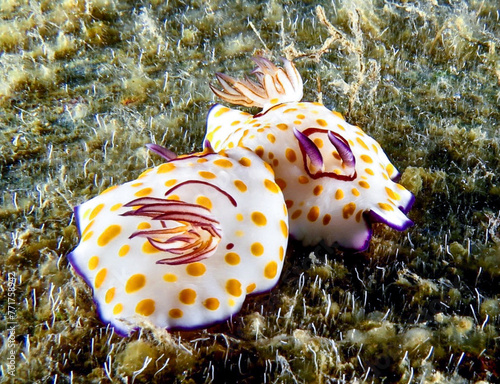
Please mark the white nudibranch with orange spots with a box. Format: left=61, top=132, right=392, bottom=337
left=206, top=57, right=414, bottom=250
left=68, top=146, right=288, bottom=336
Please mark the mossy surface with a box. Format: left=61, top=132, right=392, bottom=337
left=1, top=0, right=499, bottom=382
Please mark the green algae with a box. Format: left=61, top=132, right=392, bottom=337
left=1, top=0, right=499, bottom=382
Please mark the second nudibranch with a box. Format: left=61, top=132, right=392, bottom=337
left=206, top=57, right=414, bottom=250
left=68, top=146, right=288, bottom=336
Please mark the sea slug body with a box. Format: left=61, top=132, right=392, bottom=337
left=68, top=146, right=288, bottom=336
left=206, top=57, right=414, bottom=250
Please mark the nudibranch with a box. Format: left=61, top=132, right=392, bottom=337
left=68, top=146, right=288, bottom=336
left=205, top=57, right=414, bottom=250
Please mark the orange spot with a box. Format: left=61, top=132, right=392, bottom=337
left=386, top=163, right=396, bottom=176
left=97, top=225, right=121, bottom=247
left=356, top=137, right=369, bottom=150
left=163, top=273, right=177, bottom=282
left=267, top=133, right=276, bottom=143
left=378, top=202, right=394, bottom=211
left=234, top=180, right=247, bottom=192
left=169, top=308, right=183, bottom=318
left=198, top=171, right=216, bottom=179
left=359, top=181, right=370, bottom=189
left=225, top=252, right=241, bottom=265
left=264, top=179, right=279, bottom=193
left=89, top=204, right=104, bottom=220
left=355, top=210, right=363, bottom=223
left=255, top=146, right=265, bottom=158
left=291, top=210, right=302, bottom=220
left=333, top=111, right=345, bottom=120
left=280, top=220, right=288, bottom=238
left=276, top=178, right=287, bottom=190
left=214, top=107, right=230, bottom=117
left=298, top=176, right=309, bottom=184
left=95, top=268, right=107, bottom=289
left=119, top=245, right=130, bottom=257
left=137, top=222, right=151, bottom=230
left=285, top=148, right=297, bottom=163
left=251, top=212, right=267, bottom=226
left=213, top=159, right=233, bottom=168
left=136, top=299, right=155, bottom=316
left=396, top=183, right=406, bottom=190
left=307, top=206, right=320, bottom=222
left=360, top=154, right=373, bottom=163
left=263, top=161, right=274, bottom=175
left=157, top=163, right=176, bottom=173
left=246, top=283, right=256, bottom=294
left=226, top=279, right=242, bottom=296
left=352, top=188, right=360, bottom=197
left=110, top=203, right=122, bottom=211
left=186, top=262, right=206, bottom=276
left=313, top=138, right=324, bottom=148
left=88, top=256, right=99, bottom=270
left=239, top=157, right=252, bottom=167
left=125, top=274, right=146, bottom=293
left=335, top=189, right=344, bottom=200
left=316, top=119, right=328, bottom=127
left=101, top=185, right=117, bottom=195
left=385, top=187, right=401, bottom=200
left=284, top=108, right=297, bottom=113
left=365, top=168, right=374, bottom=176
left=285, top=199, right=294, bottom=208
left=105, top=287, right=115, bottom=303
left=342, top=203, right=356, bottom=219
left=203, top=298, right=220, bottom=310
left=82, top=231, right=94, bottom=242
left=279, top=246, right=284, bottom=261
left=179, top=289, right=197, bottom=305
left=230, top=120, right=240, bottom=126
left=142, top=241, right=161, bottom=254
left=264, top=261, right=278, bottom=279
left=113, top=303, right=123, bottom=315
left=277, top=123, right=288, bottom=130
left=323, top=214, right=331, bottom=225
left=196, top=196, right=212, bottom=209
left=162, top=180, right=176, bottom=188
left=313, top=185, right=323, bottom=196
left=135, top=188, right=153, bottom=197
left=251, top=242, right=264, bottom=256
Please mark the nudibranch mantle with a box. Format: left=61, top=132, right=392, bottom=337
left=68, top=147, right=288, bottom=336
left=205, top=57, right=414, bottom=250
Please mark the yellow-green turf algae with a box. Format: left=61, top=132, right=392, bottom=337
left=0, top=0, right=499, bottom=382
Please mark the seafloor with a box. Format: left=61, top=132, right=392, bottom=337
left=0, top=0, right=499, bottom=383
